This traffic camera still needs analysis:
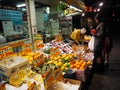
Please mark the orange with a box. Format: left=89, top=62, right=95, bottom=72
left=76, top=65, right=80, bottom=69
left=80, top=67, right=84, bottom=70
left=87, top=60, right=92, bottom=65
left=82, top=62, right=87, bottom=67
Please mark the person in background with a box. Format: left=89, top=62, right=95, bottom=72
left=102, top=19, right=113, bottom=66
left=91, top=13, right=106, bottom=73
left=86, top=18, right=93, bottom=35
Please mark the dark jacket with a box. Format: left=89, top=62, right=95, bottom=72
left=94, top=22, right=105, bottom=51
left=103, top=23, right=113, bottom=52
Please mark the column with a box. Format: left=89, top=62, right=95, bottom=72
left=25, top=0, right=37, bottom=43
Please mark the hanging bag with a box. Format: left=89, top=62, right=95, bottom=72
left=88, top=36, right=95, bottom=51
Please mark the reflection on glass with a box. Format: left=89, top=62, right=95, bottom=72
left=0, top=0, right=29, bottom=44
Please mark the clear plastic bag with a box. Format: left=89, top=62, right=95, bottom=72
left=88, top=36, right=95, bottom=51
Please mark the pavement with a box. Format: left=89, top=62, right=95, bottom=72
left=87, top=36, right=120, bottom=90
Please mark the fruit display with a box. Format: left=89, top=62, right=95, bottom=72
left=55, top=33, right=63, bottom=42
left=34, top=34, right=43, bottom=41
left=0, top=33, right=94, bottom=89
left=70, top=59, right=92, bottom=70
left=8, top=69, right=44, bottom=89
left=43, top=47, right=51, bottom=54
left=0, top=56, right=29, bottom=79
left=19, top=51, right=47, bottom=65
left=82, top=52, right=94, bottom=61
left=47, top=53, right=77, bottom=71
left=34, top=40, right=44, bottom=50
left=84, top=35, right=92, bottom=42
left=42, top=69, right=54, bottom=90
left=0, top=45, right=14, bottom=60
left=50, top=40, right=73, bottom=53
left=26, top=73, right=43, bottom=90
left=9, top=68, right=32, bottom=87
left=53, top=68, right=63, bottom=82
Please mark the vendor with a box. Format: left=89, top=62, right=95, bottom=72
left=70, top=28, right=81, bottom=45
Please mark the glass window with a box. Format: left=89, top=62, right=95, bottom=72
left=0, top=0, right=29, bottom=44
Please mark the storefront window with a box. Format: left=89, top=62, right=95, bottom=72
left=0, top=0, right=29, bottom=44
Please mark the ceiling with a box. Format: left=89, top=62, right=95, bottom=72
left=84, top=0, right=120, bottom=17
left=0, top=0, right=50, bottom=8
left=0, top=0, right=120, bottom=17
left=0, top=0, right=24, bottom=6
left=0, top=0, right=120, bottom=9
left=84, top=0, right=120, bottom=7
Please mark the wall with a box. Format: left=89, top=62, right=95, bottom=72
left=36, top=8, right=44, bottom=32
left=35, top=0, right=60, bottom=35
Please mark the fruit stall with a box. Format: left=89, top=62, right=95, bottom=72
left=0, top=33, right=93, bottom=90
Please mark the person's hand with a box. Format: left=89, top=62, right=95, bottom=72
left=91, top=29, right=96, bottom=35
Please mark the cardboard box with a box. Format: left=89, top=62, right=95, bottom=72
left=0, top=56, right=29, bottom=80
left=48, top=78, right=82, bottom=90
left=62, top=78, right=81, bottom=86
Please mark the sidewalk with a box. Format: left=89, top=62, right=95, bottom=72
left=88, top=36, right=120, bottom=90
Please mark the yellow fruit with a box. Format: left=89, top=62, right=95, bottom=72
left=87, top=60, right=92, bottom=65
left=58, top=62, right=62, bottom=66
left=61, top=66, right=65, bottom=70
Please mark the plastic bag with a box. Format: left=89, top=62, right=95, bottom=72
left=88, top=36, right=95, bottom=51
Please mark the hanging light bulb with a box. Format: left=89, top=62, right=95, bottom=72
left=82, top=13, right=85, bottom=16
left=99, top=2, right=103, bottom=7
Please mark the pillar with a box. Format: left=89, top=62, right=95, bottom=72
left=25, top=0, right=37, bottom=43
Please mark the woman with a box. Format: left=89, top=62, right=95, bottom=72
left=92, top=13, right=106, bottom=73
left=103, top=22, right=113, bottom=66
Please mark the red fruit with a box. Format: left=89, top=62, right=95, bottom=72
left=91, top=29, right=96, bottom=34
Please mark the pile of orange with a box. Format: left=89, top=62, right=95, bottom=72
left=36, top=43, right=44, bottom=49
left=70, top=59, right=92, bottom=70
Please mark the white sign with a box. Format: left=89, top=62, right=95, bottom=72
left=2, top=21, right=14, bottom=37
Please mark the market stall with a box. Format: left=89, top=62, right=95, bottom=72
left=0, top=32, right=93, bottom=90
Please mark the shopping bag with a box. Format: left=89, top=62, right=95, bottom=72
left=88, top=36, right=95, bottom=51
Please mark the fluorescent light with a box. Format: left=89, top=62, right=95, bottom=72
left=46, top=7, right=50, bottom=14
left=16, top=3, right=26, bottom=7
left=99, top=2, right=103, bottom=6
left=66, top=12, right=80, bottom=16
left=69, top=5, right=82, bottom=12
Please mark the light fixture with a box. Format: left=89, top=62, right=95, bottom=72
left=66, top=12, right=80, bottom=16
left=97, top=8, right=100, bottom=12
left=94, top=9, right=97, bottom=12
left=99, top=2, right=103, bottom=7
left=59, top=1, right=62, bottom=3
left=69, top=5, right=82, bottom=12
left=46, top=7, right=50, bottom=14
left=82, top=13, right=85, bottom=16
left=16, top=3, right=26, bottom=7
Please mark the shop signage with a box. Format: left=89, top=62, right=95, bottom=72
left=0, top=9, right=22, bottom=21
left=85, top=6, right=93, bottom=12
left=0, top=9, right=23, bottom=33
